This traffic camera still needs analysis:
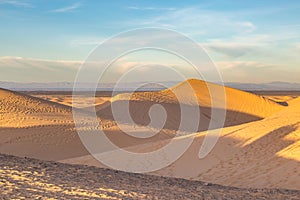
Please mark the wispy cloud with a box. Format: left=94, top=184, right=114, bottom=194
left=123, top=7, right=256, bottom=35
left=216, top=61, right=276, bottom=70
left=1, top=56, right=299, bottom=83
left=70, top=37, right=105, bottom=46
left=126, top=6, right=176, bottom=11
left=204, top=43, right=260, bottom=58
left=0, top=0, right=32, bottom=8
left=216, top=61, right=300, bottom=83
left=49, top=2, right=81, bottom=13
left=0, top=56, right=82, bottom=70
left=0, top=57, right=82, bottom=82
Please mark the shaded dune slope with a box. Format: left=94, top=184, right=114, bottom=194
left=0, top=88, right=89, bottom=160
left=135, top=97, right=300, bottom=190
left=0, top=84, right=299, bottom=191
left=97, top=79, right=284, bottom=132
left=61, top=96, right=300, bottom=190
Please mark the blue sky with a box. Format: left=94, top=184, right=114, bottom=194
left=0, top=0, right=299, bottom=83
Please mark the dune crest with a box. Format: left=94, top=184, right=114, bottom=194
left=142, top=94, right=300, bottom=190
left=0, top=80, right=299, bottom=190
left=99, top=79, right=284, bottom=132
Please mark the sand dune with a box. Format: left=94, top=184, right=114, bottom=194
left=0, top=88, right=91, bottom=160
left=98, top=79, right=284, bottom=132
left=131, top=96, right=300, bottom=190
left=0, top=80, right=299, bottom=191
left=263, top=95, right=298, bottom=105
left=0, top=88, right=73, bottom=127
left=63, top=80, right=300, bottom=190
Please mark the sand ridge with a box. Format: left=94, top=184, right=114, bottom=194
left=0, top=79, right=299, bottom=191
left=126, top=96, right=300, bottom=190
left=98, top=79, right=284, bottom=132
left=0, top=88, right=73, bottom=127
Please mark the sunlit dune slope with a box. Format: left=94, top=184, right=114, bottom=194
left=0, top=88, right=89, bottom=160
left=141, top=96, right=300, bottom=190
left=263, top=95, right=298, bottom=105
left=0, top=88, right=165, bottom=160
left=0, top=88, right=73, bottom=127
left=63, top=96, right=300, bottom=190
left=286, top=96, right=300, bottom=106
left=98, top=79, right=284, bottom=131
left=1, top=84, right=299, bottom=190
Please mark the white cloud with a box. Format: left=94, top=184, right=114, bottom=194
left=216, top=61, right=276, bottom=70
left=0, top=56, right=299, bottom=83
left=124, top=7, right=256, bottom=35
left=0, top=56, right=82, bottom=66
left=70, top=37, right=105, bottom=46
left=0, top=0, right=32, bottom=8
left=204, top=42, right=260, bottom=58
left=126, top=6, right=176, bottom=11
left=49, top=3, right=81, bottom=13
left=0, top=57, right=82, bottom=82
left=215, top=61, right=300, bottom=83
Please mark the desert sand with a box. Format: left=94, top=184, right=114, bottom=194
left=31, top=93, right=111, bottom=109
left=1, top=154, right=300, bottom=199
left=0, top=79, right=300, bottom=196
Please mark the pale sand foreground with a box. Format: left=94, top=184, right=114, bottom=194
left=0, top=79, right=300, bottom=193
left=1, top=154, right=300, bottom=200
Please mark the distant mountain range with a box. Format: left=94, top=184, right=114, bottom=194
left=0, top=81, right=177, bottom=91
left=223, top=82, right=300, bottom=91
left=1, top=81, right=300, bottom=91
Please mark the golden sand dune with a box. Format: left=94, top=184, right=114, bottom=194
left=98, top=79, right=284, bottom=132
left=0, top=88, right=73, bottom=127
left=0, top=88, right=90, bottom=160
left=0, top=80, right=299, bottom=191
left=64, top=81, right=300, bottom=190
left=263, top=95, right=298, bottom=104
left=135, top=97, right=300, bottom=190
left=286, top=96, right=300, bottom=106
